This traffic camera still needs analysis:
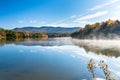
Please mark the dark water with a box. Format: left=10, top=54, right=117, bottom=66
left=0, top=37, right=120, bottom=80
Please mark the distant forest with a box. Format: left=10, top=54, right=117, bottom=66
left=0, top=28, right=71, bottom=41
left=0, top=28, right=48, bottom=40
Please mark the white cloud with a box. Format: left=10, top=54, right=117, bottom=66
left=36, top=1, right=120, bottom=28
left=41, top=11, right=109, bottom=27
left=70, top=15, right=77, bottom=18
left=74, top=11, right=108, bottom=23
left=43, top=11, right=108, bottom=27
left=43, top=23, right=76, bottom=27
left=89, top=0, right=119, bottom=11
left=73, top=20, right=89, bottom=24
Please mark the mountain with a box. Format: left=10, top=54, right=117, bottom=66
left=71, top=19, right=120, bottom=39
left=13, top=26, right=80, bottom=33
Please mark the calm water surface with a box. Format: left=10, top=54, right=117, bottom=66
left=0, top=37, right=120, bottom=80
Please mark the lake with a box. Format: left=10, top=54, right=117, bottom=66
left=0, top=37, right=120, bottom=80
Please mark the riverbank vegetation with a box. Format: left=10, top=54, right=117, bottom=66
left=0, top=28, right=48, bottom=40
left=87, top=59, right=118, bottom=80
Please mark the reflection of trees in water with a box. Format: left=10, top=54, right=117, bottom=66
left=0, top=37, right=48, bottom=46
left=14, top=38, right=72, bottom=46
left=0, top=38, right=16, bottom=46
left=0, top=37, right=72, bottom=46
left=87, top=59, right=118, bottom=80
left=73, top=42, right=120, bottom=58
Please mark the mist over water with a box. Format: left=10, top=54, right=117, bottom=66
left=72, top=39, right=120, bottom=52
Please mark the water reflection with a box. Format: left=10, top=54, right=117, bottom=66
left=0, top=37, right=72, bottom=46
left=15, top=37, right=72, bottom=46
left=72, top=39, right=120, bottom=58
left=1, top=37, right=120, bottom=58
left=0, top=37, right=120, bottom=80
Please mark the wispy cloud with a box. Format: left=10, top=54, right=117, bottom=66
left=45, top=11, right=108, bottom=27
left=70, top=15, right=77, bottom=19
left=89, top=0, right=119, bottom=11
left=43, top=23, right=76, bottom=27
left=74, top=11, right=108, bottom=23
left=52, top=0, right=119, bottom=27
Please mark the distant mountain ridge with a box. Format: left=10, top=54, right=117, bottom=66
left=13, top=26, right=80, bottom=33
left=71, top=19, right=120, bottom=39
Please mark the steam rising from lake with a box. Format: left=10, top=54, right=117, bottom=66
left=72, top=39, right=120, bottom=52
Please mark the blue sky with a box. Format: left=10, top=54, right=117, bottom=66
left=0, top=0, right=120, bottom=29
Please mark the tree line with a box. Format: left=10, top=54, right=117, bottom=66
left=71, top=19, right=120, bottom=39
left=0, top=28, right=48, bottom=40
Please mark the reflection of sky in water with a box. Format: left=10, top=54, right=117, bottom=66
left=44, top=45, right=120, bottom=78
left=14, top=37, right=73, bottom=46
left=0, top=38, right=120, bottom=80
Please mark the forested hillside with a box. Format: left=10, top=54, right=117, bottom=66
left=71, top=19, right=120, bottom=39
